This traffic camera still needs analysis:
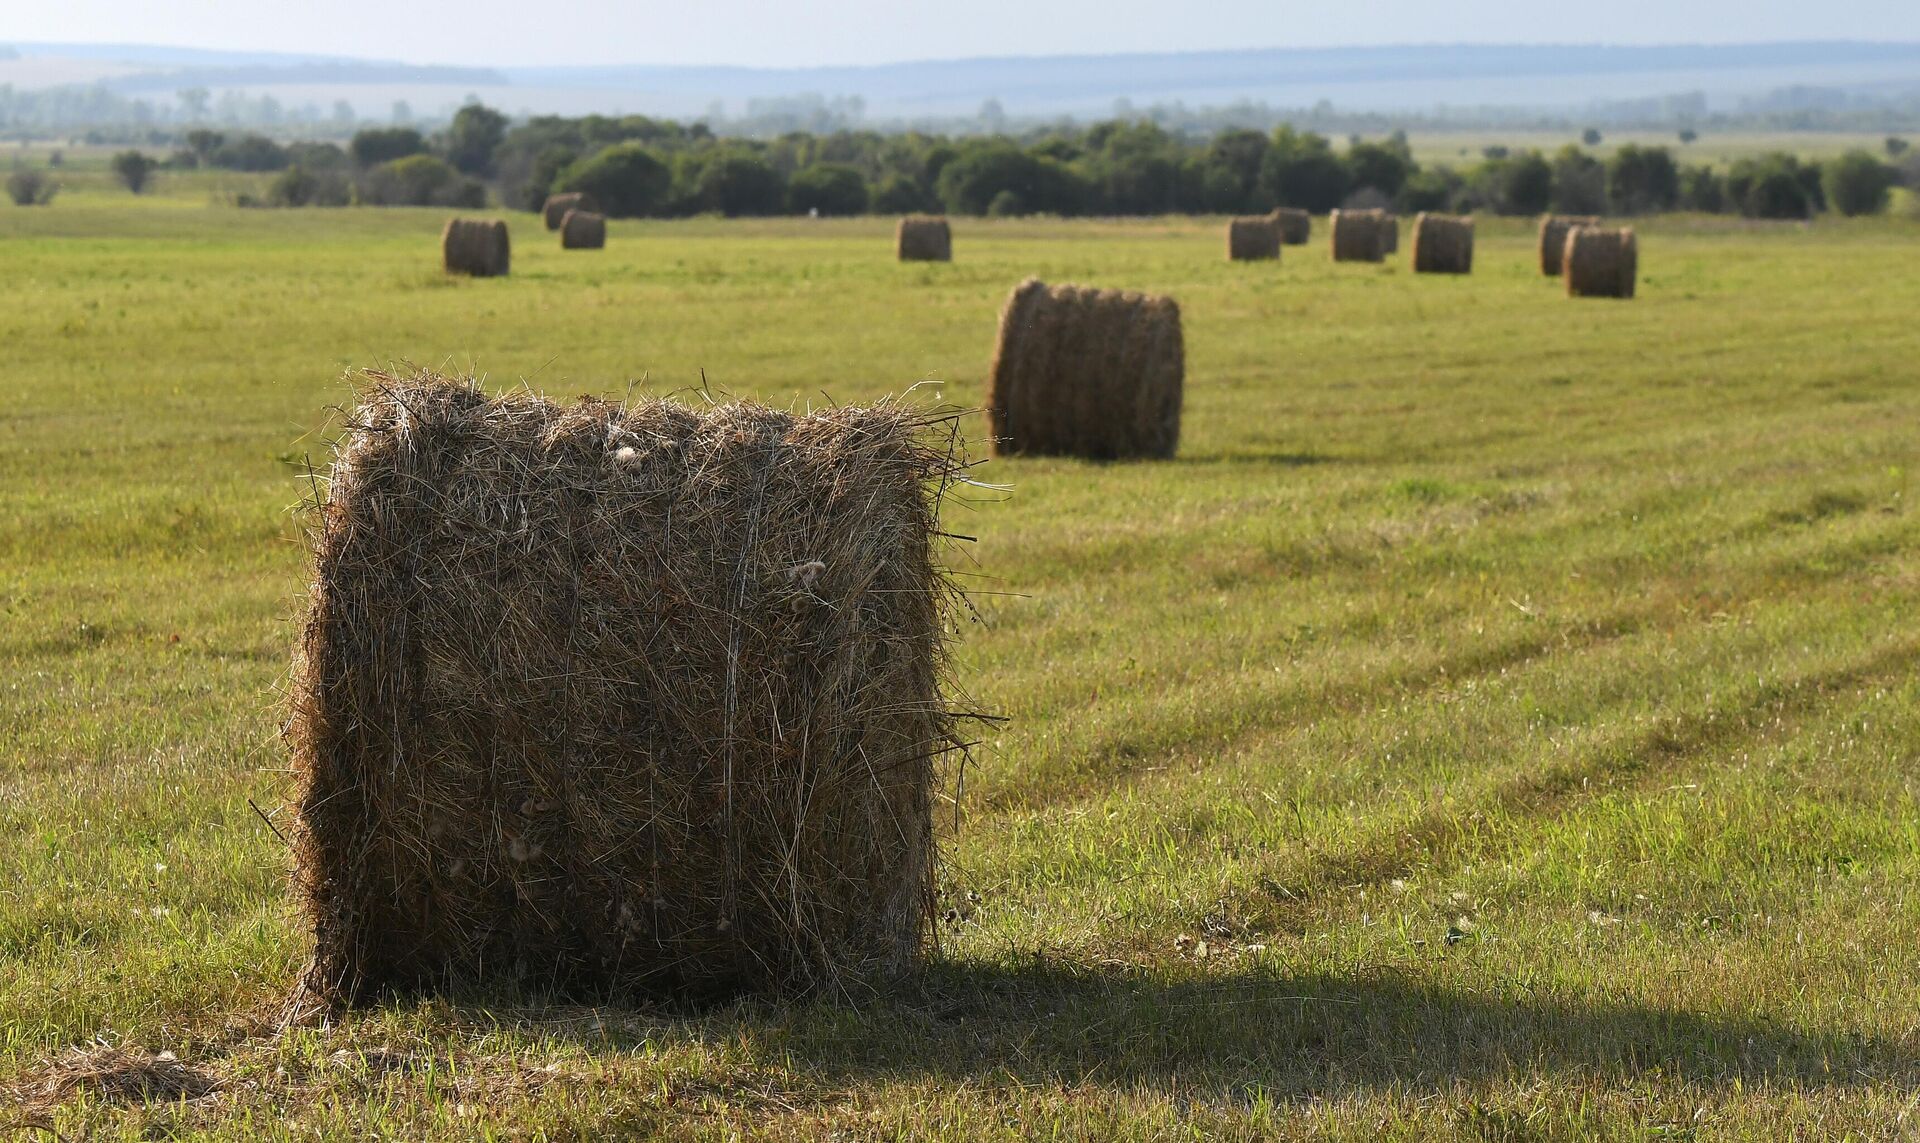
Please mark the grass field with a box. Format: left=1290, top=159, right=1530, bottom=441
left=3, top=192, right=1920, bottom=1140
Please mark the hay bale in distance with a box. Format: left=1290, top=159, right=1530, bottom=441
left=1227, top=216, right=1281, bottom=261
left=542, top=191, right=598, bottom=231
left=290, top=371, right=972, bottom=1005
left=1329, top=209, right=1388, bottom=263
left=1539, top=214, right=1601, bottom=276
left=559, top=209, right=606, bottom=250
left=1380, top=213, right=1400, bottom=255
left=440, top=218, right=510, bottom=277
left=1411, top=213, right=1474, bottom=274
left=1564, top=226, right=1638, bottom=299
left=1270, top=207, right=1311, bottom=245
left=896, top=216, right=952, bottom=262
left=986, top=278, right=1184, bottom=460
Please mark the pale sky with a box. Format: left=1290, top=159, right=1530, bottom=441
left=9, top=0, right=1920, bottom=68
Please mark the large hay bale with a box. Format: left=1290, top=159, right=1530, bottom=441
left=1564, top=226, right=1638, bottom=299
left=1227, top=216, right=1281, bottom=261
left=559, top=209, right=606, bottom=250
left=1329, top=209, right=1388, bottom=262
left=542, top=191, right=598, bottom=231
left=1539, top=214, right=1601, bottom=276
left=289, top=371, right=972, bottom=1005
left=1270, top=207, right=1311, bottom=245
left=896, top=216, right=952, bottom=262
left=1380, top=213, right=1400, bottom=255
left=441, top=218, right=510, bottom=278
left=1410, top=213, right=1474, bottom=274
left=986, top=278, right=1183, bottom=460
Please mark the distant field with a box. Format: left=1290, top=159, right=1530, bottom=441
left=3, top=198, right=1919, bottom=1139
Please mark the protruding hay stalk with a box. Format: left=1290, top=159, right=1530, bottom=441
left=1564, top=226, right=1638, bottom=299
left=896, top=216, right=952, bottom=262
left=1538, top=215, right=1600, bottom=277
left=986, top=278, right=1184, bottom=460
left=1329, top=209, right=1389, bottom=263
left=440, top=218, right=510, bottom=277
left=1227, top=217, right=1281, bottom=261
left=1270, top=207, right=1311, bottom=245
left=1411, top=213, right=1474, bottom=274
left=560, top=209, right=606, bottom=250
left=543, top=192, right=598, bottom=231
left=290, top=371, right=975, bottom=1006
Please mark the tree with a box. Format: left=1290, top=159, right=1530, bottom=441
left=185, top=130, right=224, bottom=165
left=554, top=144, right=673, bottom=217
left=872, top=173, right=934, bottom=214
left=1260, top=128, right=1351, bottom=213
left=786, top=163, right=868, bottom=216
left=356, top=154, right=481, bottom=207
left=1581, top=128, right=1603, bottom=147
left=935, top=145, right=1086, bottom=216
left=690, top=153, right=786, bottom=216
left=1473, top=151, right=1551, bottom=215
left=1679, top=166, right=1725, bottom=213
left=1886, top=137, right=1910, bottom=158
left=111, top=150, right=157, bottom=194
left=1678, top=129, right=1698, bottom=145
left=1606, top=145, right=1680, bottom=214
left=1347, top=140, right=1414, bottom=199
left=350, top=127, right=427, bottom=168
left=445, top=102, right=509, bottom=176
left=1203, top=128, right=1269, bottom=211
left=6, top=169, right=56, bottom=206
left=209, top=134, right=290, bottom=172
left=1823, top=150, right=1894, bottom=217
left=1549, top=146, right=1607, bottom=214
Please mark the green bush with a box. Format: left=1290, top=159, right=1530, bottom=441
left=6, top=168, right=55, bottom=206
left=208, top=134, right=290, bottom=172
left=871, top=173, right=935, bottom=214
left=356, top=155, right=482, bottom=208
left=349, top=127, right=428, bottom=168
left=553, top=144, right=672, bottom=218
left=110, top=151, right=157, bottom=194
left=1679, top=166, right=1725, bottom=213
left=1607, top=145, right=1680, bottom=214
left=268, top=165, right=352, bottom=208
left=690, top=153, right=786, bottom=216
left=1823, top=151, right=1894, bottom=217
left=986, top=189, right=1026, bottom=217
left=787, top=163, right=869, bottom=216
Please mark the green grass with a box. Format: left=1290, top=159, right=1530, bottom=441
left=3, top=198, right=1920, bottom=1140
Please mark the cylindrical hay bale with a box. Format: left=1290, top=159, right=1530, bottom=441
left=559, top=209, right=606, bottom=250
left=896, top=216, right=952, bottom=262
left=1539, top=214, right=1601, bottom=276
left=1411, top=213, right=1474, bottom=274
left=1564, top=226, right=1638, bottom=299
left=986, top=278, right=1184, bottom=460
left=441, top=218, right=510, bottom=277
left=290, top=372, right=973, bottom=1005
left=1227, top=216, right=1281, bottom=261
left=1329, top=209, right=1388, bottom=262
left=1380, top=213, right=1400, bottom=255
left=542, top=191, right=597, bottom=231
left=1270, top=207, right=1311, bottom=245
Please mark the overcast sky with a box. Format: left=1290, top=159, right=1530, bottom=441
left=10, top=0, right=1920, bottom=68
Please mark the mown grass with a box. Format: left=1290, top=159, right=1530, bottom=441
left=2, top=195, right=1918, bottom=1140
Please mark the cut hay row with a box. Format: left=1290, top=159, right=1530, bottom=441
left=986, top=278, right=1184, bottom=461
left=1329, top=209, right=1389, bottom=263
left=291, top=371, right=973, bottom=1005
left=1564, top=226, right=1638, bottom=299
left=560, top=209, right=606, bottom=250
left=1539, top=214, right=1601, bottom=276
left=1411, top=213, right=1474, bottom=275
left=440, top=218, right=510, bottom=278
left=897, top=216, right=952, bottom=262
left=1227, top=216, right=1281, bottom=262
left=542, top=192, right=598, bottom=231
left=1270, top=207, right=1311, bottom=245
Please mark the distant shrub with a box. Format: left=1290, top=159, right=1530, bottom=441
left=986, top=189, right=1026, bottom=217
left=111, top=150, right=157, bottom=194
left=1728, top=154, right=1821, bottom=219
left=1606, top=145, right=1680, bottom=214
left=1679, top=166, right=1725, bottom=213
left=444, top=103, right=509, bottom=175
left=1581, top=128, right=1603, bottom=146
left=209, top=134, right=290, bottom=172
left=871, top=173, right=934, bottom=214
left=1823, top=151, right=1895, bottom=217
left=269, top=165, right=353, bottom=208
left=357, top=155, right=483, bottom=207
left=285, top=142, right=350, bottom=171
left=1678, top=129, right=1699, bottom=145
left=1549, top=146, right=1607, bottom=214
left=6, top=168, right=55, bottom=205
left=689, top=153, right=786, bottom=217
left=554, top=144, right=672, bottom=218
left=786, top=163, right=869, bottom=216
left=349, top=127, right=428, bottom=168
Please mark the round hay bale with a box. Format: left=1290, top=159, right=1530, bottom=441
left=1410, top=213, right=1474, bottom=274
left=1227, top=216, right=1282, bottom=262
left=290, top=371, right=975, bottom=1005
left=542, top=191, right=598, bottom=231
left=1564, top=226, right=1638, bottom=299
left=1539, top=214, right=1601, bottom=276
left=441, top=217, right=510, bottom=278
left=986, top=278, right=1184, bottom=460
left=1380, top=213, right=1400, bottom=255
left=559, top=209, right=606, bottom=250
left=1329, top=209, right=1388, bottom=263
left=896, top=216, right=952, bottom=262
left=1269, top=207, right=1311, bottom=245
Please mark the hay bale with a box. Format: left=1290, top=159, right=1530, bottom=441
left=543, top=191, right=598, bottom=231
left=896, top=216, right=952, bottom=262
left=1410, top=213, right=1474, bottom=274
left=1564, top=226, right=1638, bottom=299
left=1270, top=207, right=1311, bottom=245
left=1380, top=213, right=1400, bottom=255
left=1329, top=209, right=1388, bottom=263
left=441, top=218, right=510, bottom=278
left=1226, top=216, right=1281, bottom=261
left=559, top=209, right=606, bottom=250
left=1539, top=214, right=1601, bottom=276
left=985, top=278, right=1183, bottom=460
left=289, top=371, right=972, bottom=1005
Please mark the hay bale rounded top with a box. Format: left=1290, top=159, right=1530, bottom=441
left=1410, top=213, right=1474, bottom=274
left=1564, top=226, right=1638, bottom=299
left=986, top=278, right=1184, bottom=461
left=560, top=208, right=606, bottom=250
left=1539, top=214, right=1601, bottom=277
left=543, top=191, right=598, bottom=231
left=1270, top=207, right=1311, bottom=245
left=290, top=371, right=976, bottom=1005
left=1227, top=216, right=1282, bottom=262
left=441, top=218, right=510, bottom=277
left=1329, top=209, right=1389, bottom=263
left=896, top=216, right=952, bottom=262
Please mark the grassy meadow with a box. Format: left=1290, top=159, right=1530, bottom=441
left=3, top=185, right=1920, bottom=1139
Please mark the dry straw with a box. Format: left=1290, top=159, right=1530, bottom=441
left=441, top=218, right=510, bottom=277
left=543, top=191, right=598, bottom=231
left=289, top=370, right=979, bottom=1006
left=1539, top=214, right=1601, bottom=276
left=1564, top=226, right=1638, bottom=299
left=897, top=216, right=952, bottom=262
left=1227, top=216, right=1281, bottom=261
left=986, top=278, right=1184, bottom=460
left=560, top=209, right=606, bottom=250
left=1270, top=207, right=1311, bottom=245
left=1329, top=209, right=1389, bottom=262
left=1411, top=213, right=1474, bottom=274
